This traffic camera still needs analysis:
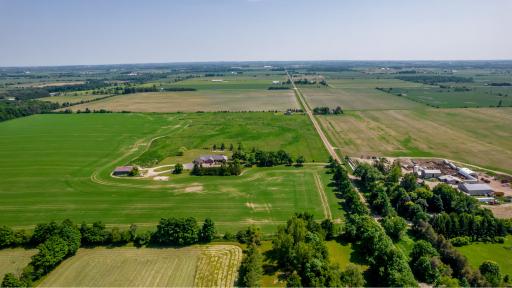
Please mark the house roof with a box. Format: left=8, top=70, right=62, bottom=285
left=195, top=155, right=227, bottom=162
left=423, top=169, right=441, bottom=174
left=460, top=183, right=493, bottom=191
left=439, top=175, right=462, bottom=181
left=458, top=167, right=475, bottom=175
left=114, top=166, right=134, bottom=172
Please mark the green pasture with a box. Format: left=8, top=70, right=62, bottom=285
left=457, top=236, right=512, bottom=277
left=134, top=112, right=328, bottom=166
left=0, top=113, right=333, bottom=232
left=387, top=86, right=512, bottom=108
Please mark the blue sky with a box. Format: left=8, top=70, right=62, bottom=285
left=0, top=0, right=511, bottom=66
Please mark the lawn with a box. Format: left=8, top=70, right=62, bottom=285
left=64, top=90, right=299, bottom=112
left=318, top=108, right=512, bottom=174
left=456, top=236, right=512, bottom=277
left=39, top=245, right=242, bottom=287
left=0, top=113, right=333, bottom=232
left=301, top=78, right=425, bottom=111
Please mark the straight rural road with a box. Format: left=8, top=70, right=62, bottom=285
left=287, top=71, right=341, bottom=163
left=287, top=71, right=368, bottom=206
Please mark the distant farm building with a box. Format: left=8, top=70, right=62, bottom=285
left=476, top=197, right=497, bottom=204
left=421, top=169, right=442, bottom=179
left=272, top=81, right=281, bottom=84
left=193, top=155, right=228, bottom=165
left=438, top=175, right=463, bottom=185
left=458, top=183, right=494, bottom=196
left=112, top=166, right=135, bottom=176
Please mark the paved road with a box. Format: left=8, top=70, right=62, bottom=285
left=287, top=71, right=341, bottom=163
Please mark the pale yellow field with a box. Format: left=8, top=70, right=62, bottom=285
left=0, top=248, right=37, bottom=279
left=40, top=94, right=109, bottom=104
left=64, top=90, right=299, bottom=112
left=39, top=245, right=242, bottom=287
left=319, top=108, right=512, bottom=174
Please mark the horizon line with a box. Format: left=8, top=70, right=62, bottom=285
left=2, top=59, right=512, bottom=69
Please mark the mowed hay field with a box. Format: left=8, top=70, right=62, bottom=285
left=39, top=245, right=242, bottom=287
left=0, top=113, right=335, bottom=231
left=0, top=249, right=37, bottom=279
left=318, top=108, right=512, bottom=174
left=301, top=78, right=426, bottom=110
left=66, top=90, right=298, bottom=112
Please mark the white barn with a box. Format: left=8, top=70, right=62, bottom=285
left=458, top=183, right=494, bottom=196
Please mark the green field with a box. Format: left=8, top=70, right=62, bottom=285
left=456, top=236, right=512, bottom=277
left=134, top=112, right=327, bottom=165
left=318, top=108, right=512, bottom=174
left=165, top=74, right=287, bottom=90
left=0, top=113, right=336, bottom=232
left=39, top=245, right=242, bottom=287
left=384, top=86, right=512, bottom=108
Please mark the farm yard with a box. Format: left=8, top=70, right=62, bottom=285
left=318, top=108, right=512, bottom=174
left=64, top=89, right=298, bottom=112
left=0, top=113, right=339, bottom=232
left=39, top=245, right=242, bottom=287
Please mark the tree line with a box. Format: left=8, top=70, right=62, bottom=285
left=268, top=213, right=365, bottom=287
left=0, top=100, right=60, bottom=122
left=352, top=159, right=512, bottom=286
left=395, top=75, right=473, bottom=85
left=353, top=162, right=511, bottom=242
left=232, top=146, right=305, bottom=167
left=329, top=161, right=418, bottom=287
left=191, top=160, right=242, bottom=176
left=312, top=106, right=343, bottom=115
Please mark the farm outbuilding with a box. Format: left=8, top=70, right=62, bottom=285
left=458, top=183, right=494, bottom=196
left=476, top=197, right=497, bottom=204
left=113, top=166, right=135, bottom=176
left=439, top=175, right=463, bottom=184
left=421, top=169, right=442, bottom=179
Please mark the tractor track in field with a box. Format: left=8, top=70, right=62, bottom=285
left=313, top=172, right=332, bottom=220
